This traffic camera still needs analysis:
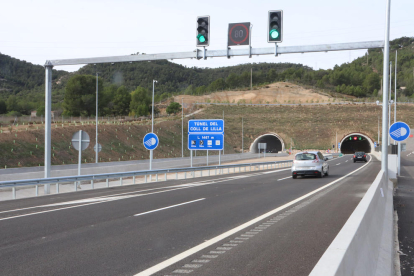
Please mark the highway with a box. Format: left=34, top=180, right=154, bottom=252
left=0, top=154, right=379, bottom=276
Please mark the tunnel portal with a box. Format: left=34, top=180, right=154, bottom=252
left=250, top=133, right=284, bottom=153
left=340, top=134, right=373, bottom=154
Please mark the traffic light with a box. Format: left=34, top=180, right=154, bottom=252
left=268, top=10, right=283, bottom=43
left=196, top=16, right=210, bottom=47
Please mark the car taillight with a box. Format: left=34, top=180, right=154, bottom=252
left=353, top=155, right=356, bottom=158
left=364, top=155, right=366, bottom=157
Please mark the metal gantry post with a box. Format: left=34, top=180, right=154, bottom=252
left=44, top=65, right=53, bottom=194
left=96, top=72, right=99, bottom=163
left=381, top=0, right=391, bottom=181
left=242, top=117, right=244, bottom=154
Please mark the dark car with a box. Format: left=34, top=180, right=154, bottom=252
left=353, top=152, right=367, bottom=162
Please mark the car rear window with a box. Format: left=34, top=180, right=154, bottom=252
left=295, top=153, right=317, bottom=160
left=356, top=152, right=365, bottom=156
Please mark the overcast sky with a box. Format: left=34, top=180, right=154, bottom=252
left=1, top=0, right=413, bottom=73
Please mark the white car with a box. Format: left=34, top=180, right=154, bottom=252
left=291, top=151, right=329, bottom=179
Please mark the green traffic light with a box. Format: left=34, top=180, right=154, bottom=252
left=270, top=29, right=279, bottom=39
left=197, top=34, right=206, bottom=43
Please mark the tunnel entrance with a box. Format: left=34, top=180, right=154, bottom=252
left=340, top=133, right=373, bottom=154
left=250, top=133, right=284, bottom=153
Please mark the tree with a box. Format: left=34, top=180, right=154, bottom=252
left=363, top=73, right=381, bottom=94
left=6, top=95, right=19, bottom=112
left=63, top=75, right=101, bottom=116
left=267, top=69, right=277, bottom=83
left=112, top=85, right=131, bottom=115
left=130, top=86, right=151, bottom=116
left=101, top=84, right=117, bottom=115
left=0, top=99, right=7, bottom=114
left=37, top=105, right=45, bottom=116
left=166, top=102, right=182, bottom=115
left=226, top=73, right=238, bottom=89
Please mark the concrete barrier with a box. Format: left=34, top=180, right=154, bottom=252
left=388, top=155, right=397, bottom=179
left=309, top=170, right=394, bottom=276
left=323, top=154, right=333, bottom=160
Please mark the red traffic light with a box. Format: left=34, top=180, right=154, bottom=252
left=354, top=137, right=357, bottom=140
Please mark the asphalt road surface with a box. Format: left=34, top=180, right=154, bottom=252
left=0, top=154, right=379, bottom=276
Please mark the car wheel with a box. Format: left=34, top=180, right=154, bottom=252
left=318, top=172, right=323, bottom=178
left=324, top=170, right=329, bottom=176
left=353, top=160, right=356, bottom=163
left=292, top=175, right=297, bottom=179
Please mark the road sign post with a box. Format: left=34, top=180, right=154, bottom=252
left=94, top=143, right=102, bottom=153
left=143, top=133, right=159, bottom=170
left=71, top=130, right=90, bottom=188
left=188, top=119, right=224, bottom=166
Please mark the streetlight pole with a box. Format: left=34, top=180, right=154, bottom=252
left=394, top=50, right=397, bottom=124
left=223, top=110, right=224, bottom=155
left=242, top=117, right=244, bottom=154
left=150, top=80, right=157, bottom=170
left=95, top=72, right=99, bottom=163
left=381, top=0, right=391, bottom=181
left=388, top=62, right=392, bottom=145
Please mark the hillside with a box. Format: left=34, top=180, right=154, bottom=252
left=1, top=103, right=414, bottom=169
left=0, top=36, right=413, bottom=117
left=176, top=82, right=332, bottom=105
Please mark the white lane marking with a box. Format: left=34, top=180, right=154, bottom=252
left=0, top=187, right=191, bottom=222
left=345, top=160, right=348, bottom=163
left=134, top=156, right=373, bottom=276
left=336, top=163, right=341, bottom=165
left=0, top=168, right=289, bottom=216
left=133, top=198, right=205, bottom=217
left=277, top=176, right=292, bottom=181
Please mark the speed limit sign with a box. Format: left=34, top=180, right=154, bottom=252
left=228, top=22, right=251, bottom=46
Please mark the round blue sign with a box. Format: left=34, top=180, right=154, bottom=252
left=389, top=122, right=410, bottom=142
left=143, top=133, right=159, bottom=150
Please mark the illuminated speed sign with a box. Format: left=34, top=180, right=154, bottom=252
left=228, top=22, right=250, bottom=46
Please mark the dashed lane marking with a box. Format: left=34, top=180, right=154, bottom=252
left=133, top=198, right=205, bottom=217
left=135, top=156, right=373, bottom=276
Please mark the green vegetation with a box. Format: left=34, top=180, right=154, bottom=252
left=166, top=102, right=182, bottom=115
left=1, top=37, right=413, bottom=116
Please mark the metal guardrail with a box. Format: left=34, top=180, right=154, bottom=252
left=0, top=160, right=293, bottom=200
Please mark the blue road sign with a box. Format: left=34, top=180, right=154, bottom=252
left=143, top=133, right=159, bottom=150
left=338, top=142, right=341, bottom=149
left=188, top=134, right=224, bottom=150
left=188, top=119, right=224, bottom=134
left=374, top=142, right=377, bottom=148
left=389, top=122, right=410, bottom=142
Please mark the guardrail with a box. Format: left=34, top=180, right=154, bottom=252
left=0, top=160, right=294, bottom=200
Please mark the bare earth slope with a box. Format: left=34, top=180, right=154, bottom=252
left=175, top=82, right=331, bottom=105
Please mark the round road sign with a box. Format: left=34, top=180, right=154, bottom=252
left=389, top=122, right=410, bottom=142
left=143, top=133, right=159, bottom=150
